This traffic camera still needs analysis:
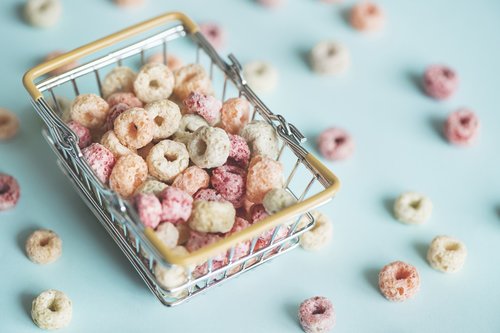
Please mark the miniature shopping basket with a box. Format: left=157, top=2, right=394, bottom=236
left=23, top=12, right=340, bottom=306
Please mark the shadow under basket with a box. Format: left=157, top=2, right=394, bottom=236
left=22, top=12, right=340, bottom=306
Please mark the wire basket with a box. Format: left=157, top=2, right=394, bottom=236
left=23, top=12, right=340, bottom=306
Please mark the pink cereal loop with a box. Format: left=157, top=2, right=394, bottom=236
left=298, top=296, right=335, bottom=333
left=199, top=23, right=226, bottom=50
left=444, top=108, right=480, bottom=146
left=378, top=260, right=420, bottom=302
left=0, top=173, right=21, bottom=211
left=183, top=91, right=222, bottom=126
left=134, top=193, right=162, bottom=228
left=350, top=2, right=385, bottom=32
left=423, top=65, right=459, bottom=100
left=159, top=187, right=193, bottom=224
left=211, top=165, right=246, bottom=208
left=106, top=92, right=143, bottom=108
left=227, top=134, right=250, bottom=168
left=82, top=143, right=116, bottom=184
left=193, top=188, right=224, bottom=202
left=66, top=121, right=91, bottom=149
left=0, top=108, right=20, bottom=140
left=317, top=127, right=354, bottom=161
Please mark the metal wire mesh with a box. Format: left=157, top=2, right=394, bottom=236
left=28, top=21, right=334, bottom=306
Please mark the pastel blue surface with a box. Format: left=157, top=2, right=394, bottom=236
left=1, top=0, right=500, bottom=332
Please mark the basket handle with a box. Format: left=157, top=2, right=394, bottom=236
left=22, top=11, right=198, bottom=100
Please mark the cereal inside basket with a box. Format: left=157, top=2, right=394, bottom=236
left=63, top=60, right=296, bottom=276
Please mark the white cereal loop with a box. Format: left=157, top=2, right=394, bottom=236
left=134, top=63, right=175, bottom=103
left=113, top=107, right=154, bottom=149
left=70, top=94, right=110, bottom=129
left=25, top=229, right=62, bottom=264
left=393, top=192, right=433, bottom=225
left=172, top=114, right=208, bottom=146
left=240, top=120, right=279, bottom=159
left=100, top=130, right=136, bottom=158
left=188, top=200, right=236, bottom=233
left=173, top=64, right=214, bottom=101
left=427, top=235, right=467, bottom=273
left=155, top=222, right=179, bottom=248
left=134, top=179, right=168, bottom=197
left=31, top=289, right=72, bottom=330
left=145, top=99, right=181, bottom=141
left=263, top=188, right=297, bottom=215
left=243, top=61, right=278, bottom=93
left=146, top=140, right=189, bottom=183
left=101, top=66, right=137, bottom=99
left=154, top=246, right=190, bottom=296
left=24, top=0, right=62, bottom=28
left=300, top=211, right=333, bottom=251
left=188, top=126, right=230, bottom=169
left=310, top=41, right=350, bottom=75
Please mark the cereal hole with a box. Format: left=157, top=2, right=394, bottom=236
left=395, top=268, right=411, bottom=280
left=48, top=300, right=59, bottom=312
left=39, top=2, right=50, bottom=12
left=397, top=287, right=404, bottom=295
left=0, top=116, right=8, bottom=126
left=154, top=116, right=164, bottom=126
left=164, top=152, right=178, bottom=162
left=409, top=199, right=421, bottom=210
left=445, top=243, right=460, bottom=251
left=194, top=139, right=207, bottom=155
left=442, top=69, right=453, bottom=78
left=149, top=80, right=160, bottom=89
left=334, top=136, right=345, bottom=145
left=0, top=184, right=10, bottom=195
left=256, top=65, right=267, bottom=75
left=312, top=305, right=326, bottom=315
left=460, top=117, right=470, bottom=126
left=128, top=123, right=138, bottom=138
left=39, top=237, right=51, bottom=246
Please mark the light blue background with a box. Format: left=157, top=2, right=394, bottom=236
left=1, top=0, right=500, bottom=332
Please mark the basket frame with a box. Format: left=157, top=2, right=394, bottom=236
left=23, top=12, right=340, bottom=306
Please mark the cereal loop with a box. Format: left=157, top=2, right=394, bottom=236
left=146, top=140, right=190, bottom=183
left=106, top=92, right=143, bottom=108
left=174, top=64, right=214, bottom=101
left=24, top=0, right=62, bottom=28
left=444, top=108, right=479, bottom=146
left=188, top=200, right=236, bottom=233
left=350, top=2, right=385, bottom=32
left=393, top=192, right=432, bottom=225
left=299, top=211, right=333, bottom=251
left=242, top=61, right=278, bottom=93
left=310, top=41, right=350, bottom=75
left=427, top=235, right=467, bottom=273
left=102, top=66, right=136, bottom=99
left=109, top=154, right=148, bottom=197
left=100, top=130, right=136, bottom=158
left=155, top=222, right=179, bottom=248
left=188, top=126, right=231, bottom=169
left=227, top=134, right=251, bottom=168
left=378, top=261, right=420, bottom=302
left=0, top=173, right=20, bottom=211
left=211, top=165, right=246, bottom=208
left=25, top=229, right=62, bottom=264
left=200, top=23, right=226, bottom=50
left=193, top=188, right=224, bottom=202
left=220, top=97, right=251, bottom=134
left=134, top=179, right=168, bottom=197
left=31, top=290, right=72, bottom=330
left=135, top=193, right=162, bottom=228
left=113, top=107, right=154, bottom=149
left=317, top=127, right=354, bottom=161
left=70, top=94, right=110, bottom=129
left=240, top=120, right=279, bottom=159
left=172, top=166, right=210, bottom=196
left=183, top=91, right=222, bottom=126
left=160, top=187, right=193, bottom=224
left=246, top=155, right=284, bottom=203
left=67, top=121, right=91, bottom=149
left=172, top=114, right=208, bottom=146
left=422, top=65, right=459, bottom=100
left=298, top=296, right=335, bottom=333
left=145, top=99, right=181, bottom=141
left=0, top=108, right=20, bottom=140
left=134, top=63, right=175, bottom=103
left=263, top=188, right=296, bottom=215
left=82, top=143, right=116, bottom=184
